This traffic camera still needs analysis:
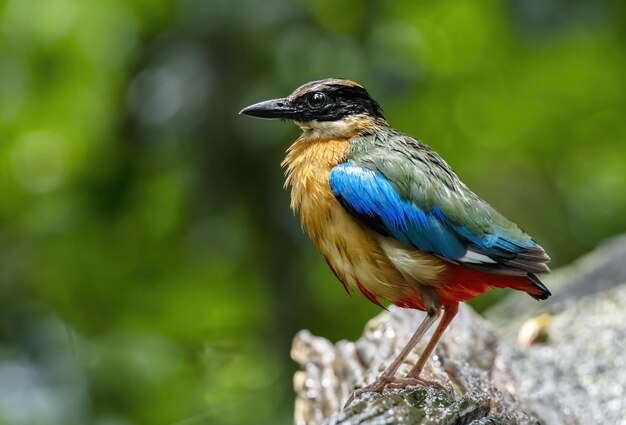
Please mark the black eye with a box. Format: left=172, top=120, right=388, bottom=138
left=307, top=92, right=327, bottom=108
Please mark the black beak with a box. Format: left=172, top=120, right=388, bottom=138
left=239, top=98, right=296, bottom=119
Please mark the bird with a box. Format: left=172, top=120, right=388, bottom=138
left=240, top=78, right=551, bottom=403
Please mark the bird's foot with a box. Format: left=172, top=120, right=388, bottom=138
left=343, top=376, right=394, bottom=407
left=385, top=376, right=446, bottom=392
left=344, top=375, right=445, bottom=408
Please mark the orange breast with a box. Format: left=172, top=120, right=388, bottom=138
left=282, top=137, right=350, bottom=236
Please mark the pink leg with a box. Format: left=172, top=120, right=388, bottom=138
left=344, top=308, right=441, bottom=405
left=407, top=303, right=459, bottom=378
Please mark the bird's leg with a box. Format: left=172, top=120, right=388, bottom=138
left=344, top=307, right=441, bottom=406
left=403, top=303, right=459, bottom=385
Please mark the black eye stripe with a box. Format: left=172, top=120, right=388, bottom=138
left=293, top=85, right=384, bottom=121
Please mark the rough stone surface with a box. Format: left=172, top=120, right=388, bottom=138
left=292, top=236, right=626, bottom=425
left=492, top=285, right=626, bottom=425
left=292, top=306, right=536, bottom=425
left=486, top=234, right=626, bottom=324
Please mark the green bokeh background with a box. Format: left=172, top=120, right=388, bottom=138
left=1, top=0, right=624, bottom=424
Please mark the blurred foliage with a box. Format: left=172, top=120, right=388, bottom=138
left=0, top=0, right=625, bottom=424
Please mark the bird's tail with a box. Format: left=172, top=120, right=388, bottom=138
left=489, top=272, right=551, bottom=300
left=526, top=273, right=551, bottom=300
left=443, top=264, right=551, bottom=303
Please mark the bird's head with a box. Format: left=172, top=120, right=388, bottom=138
left=240, top=78, right=385, bottom=138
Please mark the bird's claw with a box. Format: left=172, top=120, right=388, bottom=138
left=343, top=376, right=392, bottom=407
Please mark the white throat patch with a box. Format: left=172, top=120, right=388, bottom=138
left=294, top=114, right=374, bottom=139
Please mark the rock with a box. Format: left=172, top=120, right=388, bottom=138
left=492, top=285, right=626, bottom=424
left=292, top=306, right=537, bottom=425
left=292, top=235, right=626, bottom=425
left=486, top=234, right=626, bottom=324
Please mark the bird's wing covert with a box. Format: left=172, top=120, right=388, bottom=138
left=329, top=134, right=549, bottom=274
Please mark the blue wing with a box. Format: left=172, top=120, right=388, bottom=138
left=329, top=162, right=547, bottom=273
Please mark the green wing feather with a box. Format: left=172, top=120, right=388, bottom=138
left=343, top=129, right=550, bottom=274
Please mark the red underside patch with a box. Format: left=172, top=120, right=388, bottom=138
left=393, top=298, right=426, bottom=311
left=324, top=256, right=351, bottom=295
left=355, top=278, right=387, bottom=310
left=440, top=263, right=539, bottom=305
left=393, top=263, right=541, bottom=309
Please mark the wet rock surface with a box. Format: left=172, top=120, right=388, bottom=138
left=292, top=306, right=536, bottom=425
left=292, top=237, right=626, bottom=425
